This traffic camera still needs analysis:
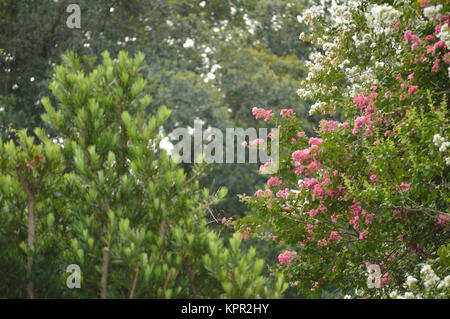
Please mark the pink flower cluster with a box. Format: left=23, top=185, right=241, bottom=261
left=267, top=176, right=283, bottom=188
left=250, top=138, right=264, bottom=146
left=353, top=91, right=377, bottom=115
left=319, top=120, right=340, bottom=133
left=278, top=250, right=297, bottom=266
left=299, top=177, right=336, bottom=201
left=396, top=182, right=411, bottom=192
left=309, top=137, right=323, bottom=145
left=438, top=214, right=450, bottom=227
left=276, top=188, right=290, bottom=199
left=254, top=189, right=273, bottom=198
left=280, top=108, right=294, bottom=118
left=352, top=115, right=373, bottom=135
left=404, top=30, right=422, bottom=51
left=328, top=231, right=342, bottom=244
left=252, top=107, right=273, bottom=122
left=292, top=149, right=311, bottom=163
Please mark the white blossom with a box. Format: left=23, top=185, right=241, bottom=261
left=365, top=4, right=400, bottom=35
left=438, top=23, right=450, bottom=48
left=406, top=276, right=418, bottom=288
left=423, top=5, right=443, bottom=20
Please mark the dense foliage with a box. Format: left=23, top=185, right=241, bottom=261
left=238, top=0, right=449, bottom=298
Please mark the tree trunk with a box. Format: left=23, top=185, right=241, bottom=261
left=26, top=196, right=35, bottom=299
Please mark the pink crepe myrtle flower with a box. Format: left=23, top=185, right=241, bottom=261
left=320, top=120, right=340, bottom=133
left=364, top=212, right=375, bottom=225
left=384, top=91, right=392, bottom=99
left=404, top=30, right=422, bottom=49
left=276, top=188, right=290, bottom=199
left=308, top=137, right=323, bottom=145
left=267, top=176, right=283, bottom=188
left=254, top=189, right=273, bottom=198
left=250, top=138, right=264, bottom=146
left=435, top=24, right=441, bottom=36
left=280, top=108, right=294, bottom=118
left=408, top=85, right=419, bottom=95
left=309, top=208, right=318, bottom=217
left=359, top=230, right=368, bottom=240
left=297, top=131, right=306, bottom=137
left=438, top=214, right=450, bottom=227
left=252, top=107, right=273, bottom=122
left=353, top=93, right=368, bottom=109
left=424, top=35, right=434, bottom=43
left=381, top=272, right=390, bottom=286
left=443, top=53, right=450, bottom=64
left=352, top=115, right=372, bottom=135
left=292, top=149, right=310, bottom=163
left=432, top=41, right=447, bottom=56
left=278, top=250, right=297, bottom=266
left=431, top=59, right=440, bottom=72
left=400, top=182, right=411, bottom=191
left=318, top=238, right=327, bottom=246
left=328, top=231, right=342, bottom=244
left=307, top=161, right=319, bottom=173
left=259, top=161, right=272, bottom=174
left=331, top=214, right=342, bottom=223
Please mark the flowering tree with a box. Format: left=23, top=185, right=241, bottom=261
left=238, top=0, right=449, bottom=298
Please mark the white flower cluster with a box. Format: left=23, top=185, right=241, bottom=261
left=330, top=3, right=354, bottom=27
left=365, top=4, right=401, bottom=35
left=309, top=101, right=328, bottom=116
left=435, top=22, right=449, bottom=80
left=433, top=134, right=450, bottom=165
left=389, top=264, right=449, bottom=299
left=420, top=265, right=440, bottom=289
left=297, top=5, right=325, bottom=26
left=437, top=23, right=450, bottom=50
left=296, top=0, right=404, bottom=115
left=433, top=134, right=449, bottom=152
left=423, top=5, right=443, bottom=20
